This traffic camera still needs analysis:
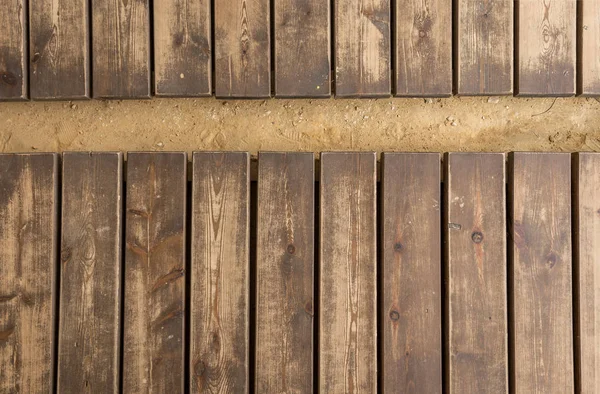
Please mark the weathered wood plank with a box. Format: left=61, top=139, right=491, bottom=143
left=123, top=152, right=186, bottom=393
left=381, top=153, right=441, bottom=392
left=92, top=0, right=150, bottom=98
left=0, top=0, right=27, bottom=100
left=334, top=0, right=391, bottom=97
left=57, top=152, right=123, bottom=393
left=190, top=152, right=250, bottom=393
left=580, top=0, right=600, bottom=95
left=320, top=152, right=377, bottom=392
left=456, top=0, right=513, bottom=95
left=214, top=0, right=270, bottom=97
left=256, top=152, right=314, bottom=392
left=395, top=0, right=452, bottom=96
left=274, top=0, right=330, bottom=97
left=29, top=0, right=90, bottom=99
left=0, top=154, right=58, bottom=393
left=573, top=152, right=600, bottom=392
left=517, top=0, right=575, bottom=96
left=509, top=152, right=573, bottom=393
left=154, top=0, right=211, bottom=96
left=445, top=153, right=508, bottom=393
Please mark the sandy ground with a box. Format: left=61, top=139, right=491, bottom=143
left=1, top=97, right=600, bottom=155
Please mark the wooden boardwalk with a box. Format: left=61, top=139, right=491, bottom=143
left=1, top=0, right=599, bottom=99
left=0, top=151, right=599, bottom=393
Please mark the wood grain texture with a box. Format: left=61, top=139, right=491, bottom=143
left=0, top=154, right=58, bottom=393
left=92, top=0, right=150, bottom=98
left=214, top=0, right=270, bottom=97
left=573, top=153, right=600, bottom=393
left=334, top=0, right=391, bottom=97
left=381, top=153, right=441, bottom=393
left=445, top=153, right=508, bottom=393
left=256, top=152, right=314, bottom=392
left=123, top=152, right=186, bottom=393
left=154, top=0, right=211, bottom=96
left=29, top=0, right=90, bottom=99
left=456, top=0, right=513, bottom=95
left=274, top=0, right=330, bottom=97
left=190, top=152, right=250, bottom=393
left=580, top=0, right=600, bottom=95
left=320, top=152, right=377, bottom=393
left=509, top=152, right=573, bottom=393
left=395, top=0, right=452, bottom=96
left=517, top=0, right=575, bottom=96
left=0, top=0, right=27, bottom=100
left=58, top=152, right=123, bottom=393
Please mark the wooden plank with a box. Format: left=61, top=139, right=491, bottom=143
left=92, top=0, right=150, bottom=98
left=57, top=152, right=123, bottom=393
left=381, top=153, right=442, bottom=392
left=123, top=152, right=187, bottom=393
left=154, top=0, right=211, bottom=96
left=29, top=0, right=90, bottom=99
left=190, top=152, right=250, bottom=393
left=0, top=0, right=27, bottom=100
left=214, top=0, right=270, bottom=98
left=445, top=153, right=508, bottom=393
left=334, top=0, right=391, bottom=97
left=256, top=152, right=314, bottom=392
left=580, top=0, right=600, bottom=95
left=395, top=0, right=452, bottom=96
left=516, top=0, right=575, bottom=96
left=0, top=154, right=58, bottom=393
left=320, top=152, right=377, bottom=392
left=456, top=0, right=513, bottom=95
left=509, top=152, right=573, bottom=393
left=274, top=0, right=330, bottom=97
left=573, top=152, right=600, bottom=392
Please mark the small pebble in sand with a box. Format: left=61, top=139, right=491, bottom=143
left=157, top=142, right=164, bottom=148
left=424, top=98, right=434, bottom=104
left=487, top=96, right=500, bottom=104
left=71, top=103, right=77, bottom=109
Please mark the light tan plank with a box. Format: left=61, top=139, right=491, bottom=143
left=574, top=152, right=600, bottom=392
left=446, top=153, right=508, bottom=393
left=320, top=152, right=377, bottom=392
left=0, top=154, right=58, bottom=393
left=191, top=152, right=250, bottom=392
left=256, top=152, right=314, bottom=392
left=123, top=152, right=187, bottom=393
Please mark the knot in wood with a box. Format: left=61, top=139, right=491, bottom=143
left=393, top=242, right=403, bottom=252
left=471, top=231, right=484, bottom=244
left=287, top=244, right=296, bottom=255
left=389, top=310, right=400, bottom=321
left=1, top=72, right=17, bottom=86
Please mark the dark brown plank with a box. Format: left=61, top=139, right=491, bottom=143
left=123, top=152, right=186, bottom=393
left=256, top=152, right=314, bottom=392
left=0, top=0, right=27, bottom=100
left=517, top=0, right=575, bottom=96
left=456, top=0, right=513, bottom=95
left=510, top=152, right=573, bottom=393
left=334, top=0, right=391, bottom=97
left=154, top=0, right=211, bottom=96
left=92, top=0, right=150, bottom=98
left=214, top=0, right=270, bottom=97
left=580, top=0, right=600, bottom=95
left=395, top=0, right=452, bottom=96
left=0, top=154, right=58, bottom=393
left=29, top=0, right=90, bottom=99
left=57, top=152, right=123, bottom=393
left=445, top=153, right=508, bottom=393
left=573, top=152, right=600, bottom=392
left=274, top=0, right=330, bottom=97
left=320, top=152, right=377, bottom=392
left=381, top=153, right=441, bottom=392
left=190, top=152, right=250, bottom=393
